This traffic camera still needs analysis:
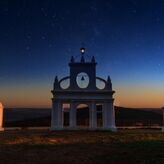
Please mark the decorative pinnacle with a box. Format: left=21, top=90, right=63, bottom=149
left=107, top=76, right=112, bottom=90
left=107, top=76, right=111, bottom=82
left=54, top=76, right=59, bottom=90
left=91, top=56, right=95, bottom=63
left=71, top=56, right=74, bottom=63
left=55, top=76, right=58, bottom=82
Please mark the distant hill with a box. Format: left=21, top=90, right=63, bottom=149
left=4, top=108, right=51, bottom=127
left=3, top=107, right=163, bottom=127
left=115, top=106, right=162, bottom=126
left=4, top=108, right=51, bottom=121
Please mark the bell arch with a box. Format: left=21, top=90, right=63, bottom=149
left=76, top=103, right=90, bottom=128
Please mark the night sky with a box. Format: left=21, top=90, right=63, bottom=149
left=0, top=0, right=164, bottom=108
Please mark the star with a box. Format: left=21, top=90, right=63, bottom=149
left=131, top=9, right=137, bottom=14
left=41, top=36, right=46, bottom=40
left=52, top=14, right=57, bottom=19
left=27, top=35, right=31, bottom=40
left=156, top=17, right=161, bottom=23
left=25, top=46, right=30, bottom=51
left=48, top=44, right=52, bottom=48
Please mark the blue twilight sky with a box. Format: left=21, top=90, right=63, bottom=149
left=0, top=0, right=164, bottom=108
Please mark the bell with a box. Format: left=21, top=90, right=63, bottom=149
left=81, top=76, right=85, bottom=81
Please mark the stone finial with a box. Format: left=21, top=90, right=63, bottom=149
left=54, top=76, right=59, bottom=89
left=106, top=76, right=112, bottom=90
left=70, top=56, right=74, bottom=63
left=107, top=76, right=111, bottom=83
left=91, top=56, right=95, bottom=63
left=55, top=76, right=58, bottom=82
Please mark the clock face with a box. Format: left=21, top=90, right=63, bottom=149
left=76, top=72, right=89, bottom=89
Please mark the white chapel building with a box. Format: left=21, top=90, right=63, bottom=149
left=51, top=48, right=116, bottom=131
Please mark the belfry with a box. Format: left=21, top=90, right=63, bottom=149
left=51, top=48, right=116, bottom=131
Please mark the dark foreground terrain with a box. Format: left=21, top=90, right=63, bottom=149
left=0, top=130, right=164, bottom=164
left=3, top=107, right=163, bottom=127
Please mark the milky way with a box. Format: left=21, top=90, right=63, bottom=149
left=0, top=0, right=164, bottom=107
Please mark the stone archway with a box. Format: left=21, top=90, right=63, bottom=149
left=76, top=103, right=89, bottom=128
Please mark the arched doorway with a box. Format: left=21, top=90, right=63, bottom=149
left=76, top=104, right=89, bottom=128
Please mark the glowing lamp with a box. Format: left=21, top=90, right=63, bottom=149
left=80, top=47, right=85, bottom=54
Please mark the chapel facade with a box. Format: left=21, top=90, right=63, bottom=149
left=51, top=48, right=116, bottom=131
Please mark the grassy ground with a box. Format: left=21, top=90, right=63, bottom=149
left=0, top=130, right=164, bottom=164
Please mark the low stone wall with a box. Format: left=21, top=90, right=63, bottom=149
left=0, top=102, right=4, bottom=131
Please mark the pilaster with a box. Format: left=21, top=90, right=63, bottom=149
left=51, top=100, right=63, bottom=130
left=103, top=100, right=117, bottom=131
left=89, top=101, right=97, bottom=129
left=70, top=101, right=76, bottom=129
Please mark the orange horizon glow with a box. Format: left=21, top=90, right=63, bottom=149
left=1, top=81, right=164, bottom=109
left=114, top=85, right=164, bottom=108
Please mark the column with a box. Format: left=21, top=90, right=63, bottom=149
left=102, top=103, right=107, bottom=129
left=103, top=100, right=117, bottom=131
left=110, top=100, right=116, bottom=130
left=89, top=101, right=97, bottom=129
left=70, top=101, right=76, bottom=129
left=0, top=103, right=4, bottom=131
left=51, top=100, right=63, bottom=130
left=58, top=101, right=63, bottom=129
